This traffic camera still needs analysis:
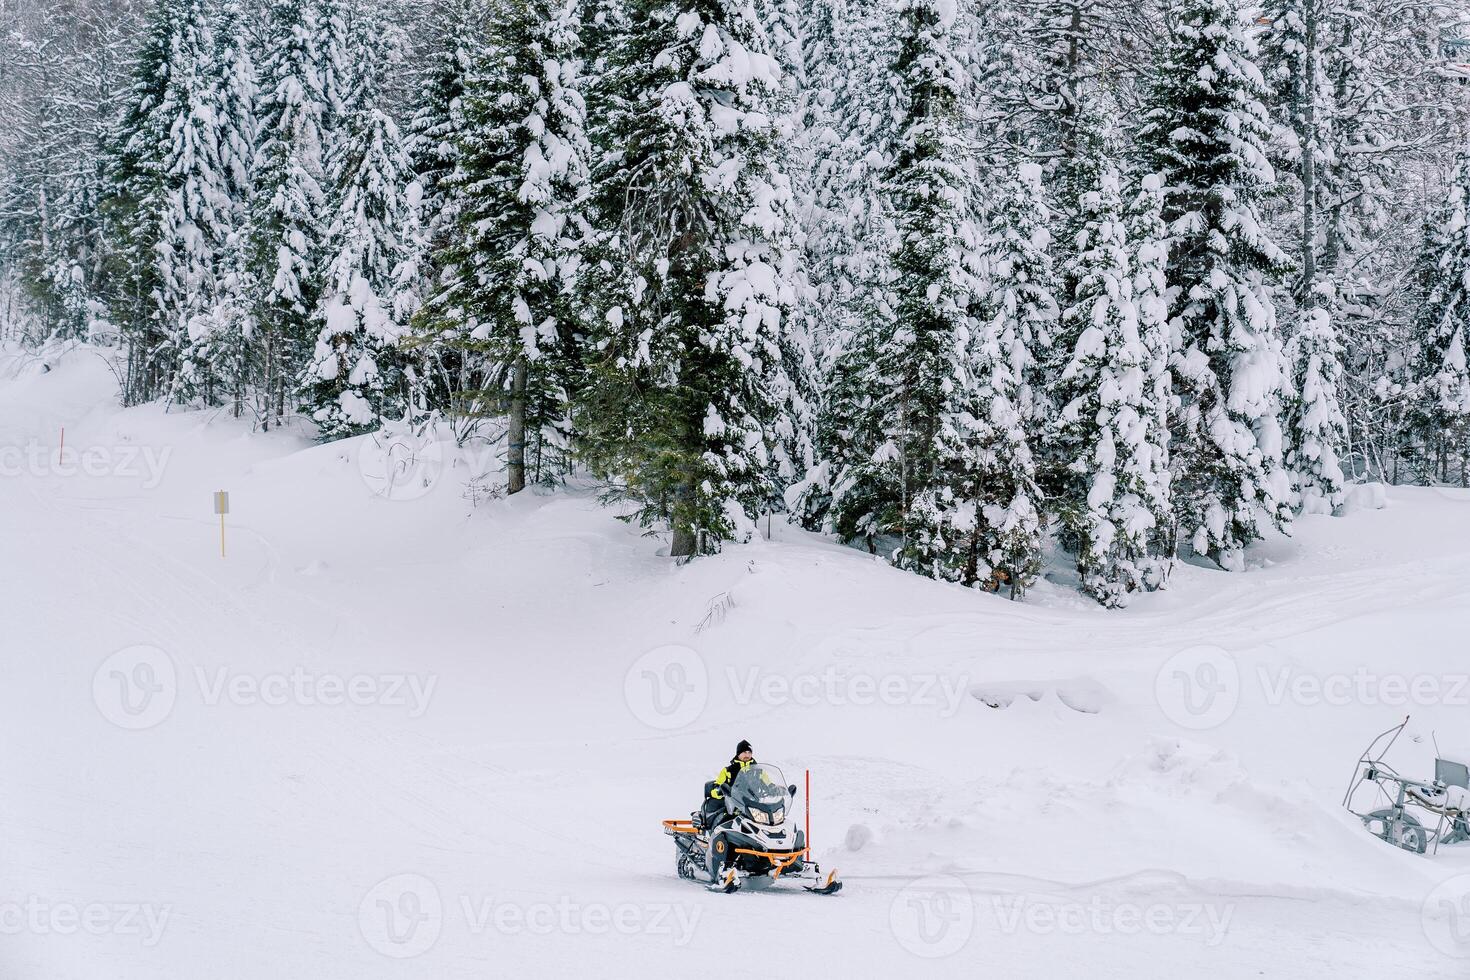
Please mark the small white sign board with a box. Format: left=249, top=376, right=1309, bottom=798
left=214, top=491, right=230, bottom=516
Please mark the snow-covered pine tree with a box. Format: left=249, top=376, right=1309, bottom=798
left=106, top=0, right=183, bottom=403
left=1126, top=171, right=1177, bottom=566
left=404, top=0, right=481, bottom=255
left=160, top=0, right=231, bottom=405
left=419, top=0, right=592, bottom=490
left=823, top=0, right=978, bottom=569
left=581, top=0, right=804, bottom=556
left=1261, top=0, right=1348, bottom=515
left=250, top=0, right=331, bottom=427
left=1139, top=0, right=1292, bottom=572
left=1050, top=168, right=1171, bottom=606
left=319, top=0, right=356, bottom=167
left=953, top=161, right=1054, bottom=596
left=203, top=0, right=260, bottom=418
left=578, top=0, right=629, bottom=79
left=791, top=0, right=903, bottom=529
left=1283, top=298, right=1348, bottom=512
left=103, top=0, right=227, bottom=405
left=1407, top=153, right=1470, bottom=484
left=982, top=161, right=1058, bottom=437
left=300, top=6, right=418, bottom=440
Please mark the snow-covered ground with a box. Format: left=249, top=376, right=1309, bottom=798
left=4, top=342, right=1470, bottom=978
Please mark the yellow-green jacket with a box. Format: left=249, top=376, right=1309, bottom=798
left=709, top=758, right=753, bottom=800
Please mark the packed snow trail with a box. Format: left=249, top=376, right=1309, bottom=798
left=2, top=347, right=1470, bottom=978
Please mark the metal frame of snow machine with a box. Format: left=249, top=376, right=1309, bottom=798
left=1343, top=717, right=1470, bottom=855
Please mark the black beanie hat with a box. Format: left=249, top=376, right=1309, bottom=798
left=735, top=739, right=753, bottom=756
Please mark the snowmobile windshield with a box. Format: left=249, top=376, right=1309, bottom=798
left=731, top=765, right=788, bottom=809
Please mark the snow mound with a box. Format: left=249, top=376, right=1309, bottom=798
left=1339, top=481, right=1389, bottom=513
left=972, top=676, right=1113, bottom=714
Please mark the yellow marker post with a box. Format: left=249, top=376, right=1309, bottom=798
left=214, top=491, right=230, bottom=558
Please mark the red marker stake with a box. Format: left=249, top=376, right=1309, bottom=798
left=805, top=768, right=811, bottom=860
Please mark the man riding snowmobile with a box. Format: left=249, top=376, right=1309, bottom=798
left=701, top=740, right=754, bottom=862
left=663, top=740, right=840, bottom=894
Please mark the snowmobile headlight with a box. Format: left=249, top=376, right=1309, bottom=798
left=772, top=807, right=784, bottom=824
left=751, top=808, right=770, bottom=825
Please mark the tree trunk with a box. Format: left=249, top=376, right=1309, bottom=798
left=1300, top=0, right=1318, bottom=306
left=671, top=522, right=697, bottom=558
left=262, top=331, right=274, bottom=432
left=507, top=356, right=527, bottom=494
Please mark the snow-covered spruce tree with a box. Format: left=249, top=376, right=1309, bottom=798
left=823, top=0, right=974, bottom=566
left=581, top=0, right=805, bottom=557
left=318, top=0, right=356, bottom=170
left=399, top=0, right=484, bottom=414
left=300, top=7, right=418, bottom=440
left=952, top=161, right=1054, bottom=596
left=1049, top=169, right=1171, bottom=606
left=418, top=0, right=592, bottom=491
left=1126, top=171, right=1177, bottom=565
left=1139, top=0, right=1292, bottom=572
left=249, top=0, right=331, bottom=428
left=1261, top=0, right=1348, bottom=514
left=103, top=0, right=227, bottom=404
left=199, top=0, right=260, bottom=418
left=405, top=0, right=481, bottom=255
left=983, top=161, right=1059, bottom=431
left=105, top=0, right=184, bottom=403
left=1283, top=298, right=1348, bottom=512
left=1407, top=155, right=1470, bottom=483
left=790, top=0, right=903, bottom=529
left=161, top=0, right=233, bottom=405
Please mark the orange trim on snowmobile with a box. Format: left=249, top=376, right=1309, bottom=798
left=662, top=819, right=698, bottom=834
left=732, top=847, right=805, bottom=879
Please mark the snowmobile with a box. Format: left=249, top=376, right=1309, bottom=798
left=663, top=763, right=842, bottom=895
left=1343, top=717, right=1470, bottom=854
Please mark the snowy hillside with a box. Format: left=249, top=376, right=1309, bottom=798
left=5, top=345, right=1470, bottom=978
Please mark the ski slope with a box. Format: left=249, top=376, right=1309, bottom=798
left=3, top=343, right=1470, bottom=979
